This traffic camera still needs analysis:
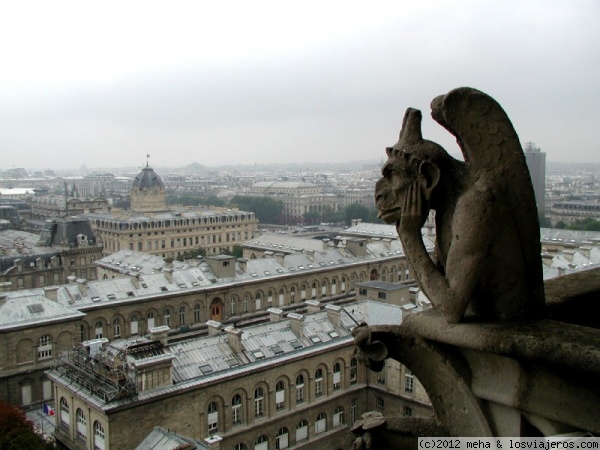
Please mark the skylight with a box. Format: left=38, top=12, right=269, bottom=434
left=199, top=364, right=213, bottom=374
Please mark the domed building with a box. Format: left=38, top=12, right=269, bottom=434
left=130, top=164, right=167, bottom=211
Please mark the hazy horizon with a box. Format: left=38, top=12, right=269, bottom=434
left=1, top=1, right=599, bottom=170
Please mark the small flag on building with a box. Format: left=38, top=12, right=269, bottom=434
left=43, top=403, right=55, bottom=416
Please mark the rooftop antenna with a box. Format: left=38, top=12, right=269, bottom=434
left=146, top=153, right=150, bottom=168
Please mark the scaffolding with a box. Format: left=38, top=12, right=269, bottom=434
left=52, top=342, right=138, bottom=403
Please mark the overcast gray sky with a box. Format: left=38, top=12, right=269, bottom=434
left=1, top=0, right=599, bottom=170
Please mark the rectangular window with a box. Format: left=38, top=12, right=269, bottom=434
left=378, top=292, right=387, bottom=300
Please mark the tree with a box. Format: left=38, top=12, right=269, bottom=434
left=0, top=400, right=57, bottom=449
left=343, top=203, right=381, bottom=226
left=230, top=196, right=283, bottom=224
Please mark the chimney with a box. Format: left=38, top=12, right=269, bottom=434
left=0, top=293, right=8, bottom=306
left=325, top=304, right=341, bottom=327
left=44, top=286, right=59, bottom=302
left=557, top=267, right=566, bottom=277
left=322, top=238, right=330, bottom=250
left=148, top=325, right=170, bottom=345
left=580, top=245, right=592, bottom=259
left=204, top=435, right=222, bottom=450
left=206, top=320, right=222, bottom=335
left=226, top=327, right=244, bottom=353
left=305, top=300, right=321, bottom=314
left=267, top=307, right=285, bottom=322
left=288, top=312, right=304, bottom=337
left=274, top=252, right=285, bottom=265
left=163, top=268, right=173, bottom=283
left=67, top=275, right=77, bottom=284
left=237, top=258, right=247, bottom=273
left=164, top=257, right=174, bottom=270
left=131, top=274, right=141, bottom=289
left=409, top=287, right=419, bottom=305
left=76, top=278, right=87, bottom=296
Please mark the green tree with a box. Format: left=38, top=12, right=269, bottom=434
left=230, top=196, right=283, bottom=224
left=344, top=203, right=382, bottom=226
left=204, top=196, right=225, bottom=207
left=565, top=218, right=600, bottom=231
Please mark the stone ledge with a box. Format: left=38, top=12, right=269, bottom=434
left=401, top=309, right=600, bottom=375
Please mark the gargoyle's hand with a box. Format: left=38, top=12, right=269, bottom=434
left=353, top=324, right=388, bottom=372
left=399, top=179, right=429, bottom=233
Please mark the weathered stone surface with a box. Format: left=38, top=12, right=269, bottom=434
left=375, top=87, right=546, bottom=323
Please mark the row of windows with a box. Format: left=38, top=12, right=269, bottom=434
left=94, top=214, right=255, bottom=231
left=230, top=400, right=359, bottom=450
left=206, top=360, right=358, bottom=434
left=58, top=398, right=105, bottom=448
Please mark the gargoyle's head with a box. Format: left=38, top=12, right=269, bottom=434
left=375, top=108, right=447, bottom=223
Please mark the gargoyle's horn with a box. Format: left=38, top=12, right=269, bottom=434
left=399, top=108, right=423, bottom=145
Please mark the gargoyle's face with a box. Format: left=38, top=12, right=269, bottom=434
left=375, top=146, right=419, bottom=224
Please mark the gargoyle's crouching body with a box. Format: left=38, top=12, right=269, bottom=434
left=375, top=87, right=547, bottom=323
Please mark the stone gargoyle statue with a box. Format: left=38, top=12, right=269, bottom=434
left=375, top=86, right=547, bottom=323
left=350, top=87, right=552, bottom=448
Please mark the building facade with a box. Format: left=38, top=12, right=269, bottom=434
left=49, top=300, right=431, bottom=450
left=0, top=234, right=416, bottom=408
left=86, top=166, right=259, bottom=257
left=524, top=142, right=547, bottom=218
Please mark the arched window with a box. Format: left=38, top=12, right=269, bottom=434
left=234, top=444, right=247, bottom=450
left=112, top=318, right=121, bottom=338
left=60, top=397, right=70, bottom=429
left=179, top=306, right=186, bottom=326
left=255, top=435, right=268, bottom=450
left=275, top=427, right=289, bottom=449
left=321, top=280, right=327, bottom=296
left=333, top=362, right=341, bottom=390
left=315, top=412, right=327, bottom=434
left=163, top=309, right=171, bottom=327
left=341, top=276, right=347, bottom=293
left=76, top=408, right=87, bottom=441
left=350, top=358, right=358, bottom=385
left=315, top=368, right=323, bottom=398
left=301, top=284, right=306, bottom=300
left=311, top=283, right=317, bottom=299
left=403, top=406, right=413, bottom=417
left=275, top=380, right=285, bottom=411
left=95, top=320, right=104, bottom=339
left=290, top=286, right=296, bottom=303
left=267, top=290, right=273, bottom=307
left=331, top=278, right=337, bottom=295
left=333, top=406, right=344, bottom=427
left=254, top=387, right=264, bottom=418
left=255, top=292, right=262, bottom=311
left=194, top=304, right=201, bottom=322
left=232, top=394, right=242, bottom=426
left=296, top=419, right=308, bottom=442
left=243, top=295, right=249, bottom=313
left=208, top=401, right=219, bottom=434
left=147, top=312, right=155, bottom=329
left=130, top=315, right=139, bottom=335
left=93, top=421, right=105, bottom=450
left=351, top=398, right=358, bottom=424
left=38, top=335, right=53, bottom=360
left=278, top=288, right=285, bottom=306
left=295, top=374, right=305, bottom=404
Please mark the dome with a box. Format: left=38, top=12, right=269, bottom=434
left=132, top=166, right=165, bottom=190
